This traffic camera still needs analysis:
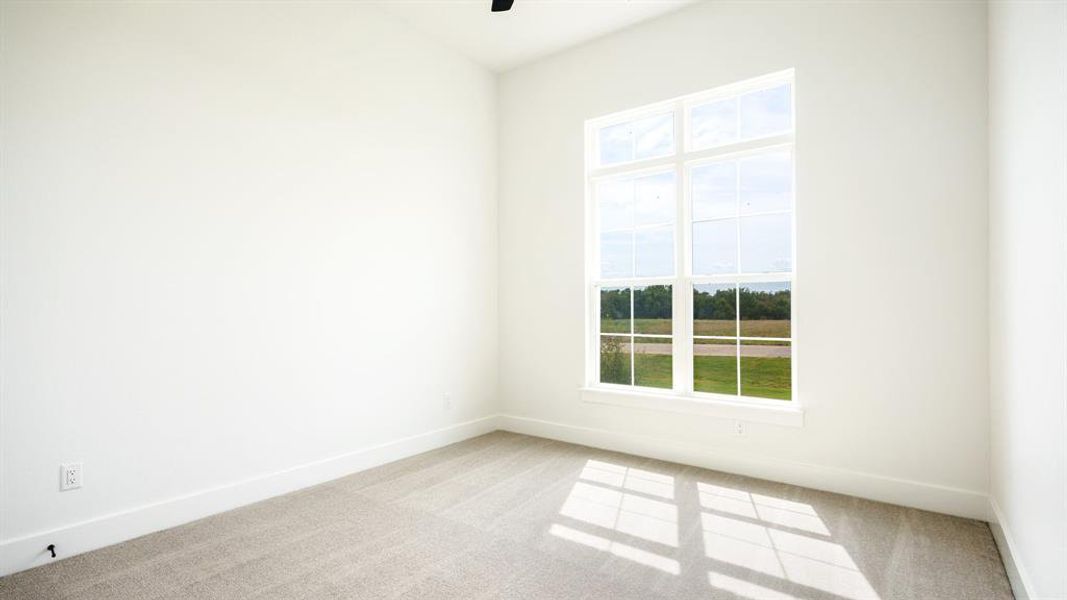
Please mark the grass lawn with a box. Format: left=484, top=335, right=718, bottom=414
left=605, top=353, right=791, bottom=400
left=736, top=356, right=792, bottom=400
left=634, top=352, right=671, bottom=388
left=602, top=318, right=790, bottom=339
left=601, top=318, right=673, bottom=335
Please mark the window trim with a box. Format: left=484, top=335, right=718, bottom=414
left=584, top=69, right=799, bottom=418
left=580, top=386, right=804, bottom=428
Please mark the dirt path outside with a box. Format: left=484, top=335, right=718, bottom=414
left=629, top=343, right=790, bottom=357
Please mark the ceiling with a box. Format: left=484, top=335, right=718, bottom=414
left=376, top=0, right=695, bottom=72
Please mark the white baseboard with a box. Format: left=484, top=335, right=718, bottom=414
left=0, top=415, right=500, bottom=577
left=498, top=414, right=991, bottom=521
left=1, top=414, right=994, bottom=578
left=988, top=498, right=1036, bottom=600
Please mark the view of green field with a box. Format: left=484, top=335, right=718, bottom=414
left=600, top=340, right=792, bottom=400
left=599, top=284, right=792, bottom=400
left=601, top=318, right=790, bottom=339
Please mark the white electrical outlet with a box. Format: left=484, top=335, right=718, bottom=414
left=734, top=421, right=745, bottom=436
left=443, top=393, right=453, bottom=410
left=60, top=463, right=82, bottom=491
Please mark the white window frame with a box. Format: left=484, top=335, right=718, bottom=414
left=582, top=69, right=802, bottom=427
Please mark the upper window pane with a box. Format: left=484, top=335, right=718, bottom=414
left=634, top=226, right=674, bottom=277
left=598, top=113, right=674, bottom=166
left=634, top=114, right=674, bottom=161
left=692, top=160, right=737, bottom=221
left=740, top=213, right=791, bottom=273
left=599, top=122, right=633, bottom=166
left=598, top=171, right=676, bottom=280
left=597, top=179, right=633, bottom=231
left=690, top=97, right=737, bottom=150
left=598, top=171, right=674, bottom=232
left=634, top=172, right=675, bottom=226
left=740, top=151, right=792, bottom=215
left=740, top=83, right=792, bottom=140
left=600, top=230, right=633, bottom=278
left=688, top=82, right=793, bottom=151
left=693, top=219, right=737, bottom=275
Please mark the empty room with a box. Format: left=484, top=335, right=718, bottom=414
left=0, top=0, right=1064, bottom=598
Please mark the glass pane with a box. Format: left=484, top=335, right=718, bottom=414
left=692, top=219, right=737, bottom=275
left=600, top=335, right=632, bottom=385
left=634, top=171, right=675, bottom=227
left=741, top=341, right=791, bottom=400
left=739, top=282, right=791, bottom=338
left=634, top=285, right=672, bottom=335
left=692, top=160, right=737, bottom=221
left=740, top=213, right=791, bottom=273
left=635, top=226, right=673, bottom=277
left=598, top=121, right=633, bottom=166
left=740, top=83, right=792, bottom=140
left=633, top=113, right=674, bottom=161
left=694, top=339, right=737, bottom=396
left=740, top=151, right=792, bottom=215
left=597, top=178, right=633, bottom=231
left=598, top=113, right=674, bottom=166
left=600, top=287, right=631, bottom=334
left=693, top=283, right=736, bottom=337
left=690, top=97, right=737, bottom=150
left=635, top=336, right=672, bottom=389
left=600, top=230, right=633, bottom=278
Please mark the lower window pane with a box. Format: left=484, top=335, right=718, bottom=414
left=739, top=282, right=791, bottom=338
left=740, top=341, right=791, bottom=400
left=634, top=336, right=672, bottom=389
left=693, top=338, right=738, bottom=395
left=600, top=287, right=631, bottom=334
left=634, top=284, right=672, bottom=335
left=693, top=283, right=736, bottom=336
left=600, top=335, right=632, bottom=385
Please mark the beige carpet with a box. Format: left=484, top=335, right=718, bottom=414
left=0, top=432, right=1012, bottom=599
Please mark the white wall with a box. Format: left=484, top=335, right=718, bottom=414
left=498, top=1, right=990, bottom=517
left=0, top=1, right=497, bottom=574
left=5, top=0, right=1052, bottom=585
left=988, top=2, right=1067, bottom=598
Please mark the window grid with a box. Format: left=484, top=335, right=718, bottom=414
left=597, top=287, right=674, bottom=390
left=587, top=70, right=795, bottom=403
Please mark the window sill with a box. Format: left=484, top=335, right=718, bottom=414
left=580, top=386, right=804, bottom=428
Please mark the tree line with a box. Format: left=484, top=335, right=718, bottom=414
left=601, top=285, right=790, bottom=320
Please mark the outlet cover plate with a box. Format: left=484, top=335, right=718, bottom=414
left=60, top=463, right=82, bottom=491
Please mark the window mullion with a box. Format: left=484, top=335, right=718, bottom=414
left=735, top=286, right=742, bottom=397
left=586, top=158, right=596, bottom=387
left=676, top=281, right=693, bottom=396
left=735, top=154, right=743, bottom=397
left=629, top=286, right=635, bottom=386
left=590, top=282, right=603, bottom=388
left=673, top=99, right=693, bottom=396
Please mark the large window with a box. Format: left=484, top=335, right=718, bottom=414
left=586, top=71, right=795, bottom=402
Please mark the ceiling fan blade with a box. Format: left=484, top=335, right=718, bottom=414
left=491, top=0, right=515, bottom=12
